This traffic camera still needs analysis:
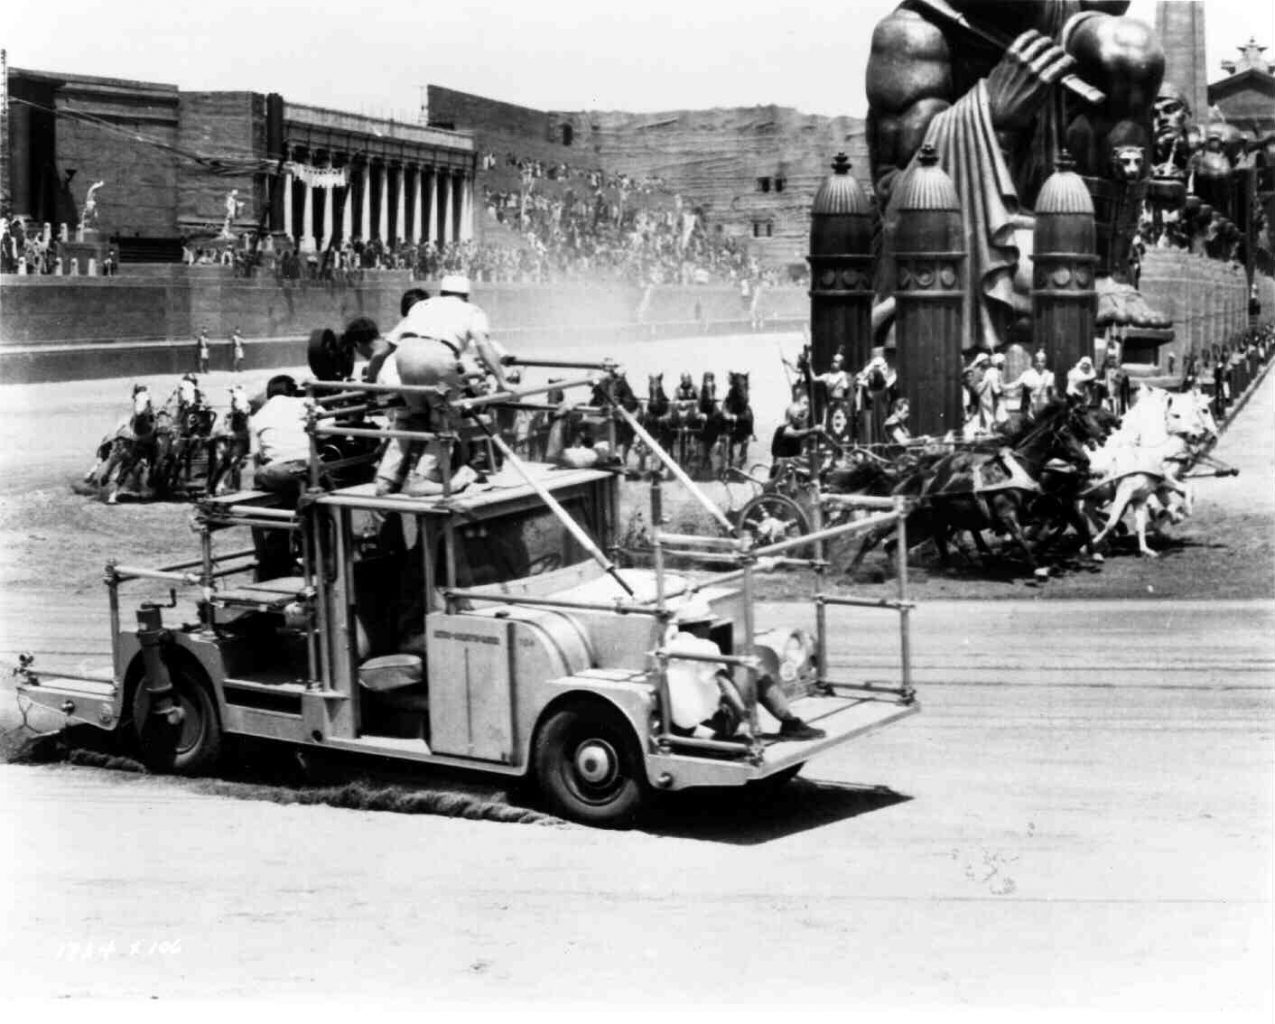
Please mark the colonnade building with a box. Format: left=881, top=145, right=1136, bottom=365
left=2, top=64, right=476, bottom=259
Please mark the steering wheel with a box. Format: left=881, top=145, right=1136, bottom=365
left=524, top=553, right=563, bottom=576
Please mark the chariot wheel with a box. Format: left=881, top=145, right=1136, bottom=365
left=132, top=663, right=222, bottom=775
left=534, top=701, right=649, bottom=828
left=737, top=493, right=812, bottom=551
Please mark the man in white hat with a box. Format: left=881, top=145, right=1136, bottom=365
left=375, top=275, right=510, bottom=495
left=385, top=273, right=508, bottom=396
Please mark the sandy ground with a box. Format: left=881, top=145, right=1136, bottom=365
left=0, top=333, right=1272, bottom=1015
left=1, top=331, right=1272, bottom=602
left=1, top=598, right=1271, bottom=1014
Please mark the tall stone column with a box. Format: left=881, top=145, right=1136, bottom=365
left=394, top=165, right=407, bottom=245
left=459, top=173, right=474, bottom=241
left=377, top=163, right=389, bottom=242
left=1032, top=156, right=1098, bottom=375
left=452, top=172, right=464, bottom=244
left=359, top=163, right=371, bottom=241
left=437, top=172, right=450, bottom=245
left=892, top=145, right=966, bottom=438
left=425, top=169, right=437, bottom=245
left=321, top=172, right=334, bottom=250
left=807, top=153, right=875, bottom=377
left=299, top=179, right=315, bottom=253
left=408, top=167, right=421, bottom=243
left=282, top=169, right=294, bottom=238
left=1155, top=1, right=1209, bottom=124
left=340, top=167, right=353, bottom=244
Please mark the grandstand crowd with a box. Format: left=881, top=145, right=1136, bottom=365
left=4, top=148, right=794, bottom=287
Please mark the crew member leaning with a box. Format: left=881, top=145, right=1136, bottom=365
left=375, top=274, right=510, bottom=495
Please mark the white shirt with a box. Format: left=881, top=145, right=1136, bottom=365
left=1067, top=365, right=1096, bottom=397
left=663, top=630, right=725, bottom=730
left=385, top=295, right=490, bottom=356
left=1017, top=367, right=1055, bottom=410
left=252, top=395, right=311, bottom=464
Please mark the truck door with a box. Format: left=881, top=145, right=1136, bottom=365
left=425, top=613, right=514, bottom=762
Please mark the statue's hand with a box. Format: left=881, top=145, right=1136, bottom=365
left=986, top=30, right=1076, bottom=133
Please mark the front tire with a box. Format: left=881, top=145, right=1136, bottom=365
left=533, top=702, right=649, bottom=828
left=132, top=664, right=222, bottom=775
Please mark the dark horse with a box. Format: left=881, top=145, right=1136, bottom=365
left=639, top=373, right=676, bottom=473
left=696, top=371, right=726, bottom=478
left=721, top=371, right=754, bottom=470
left=162, top=378, right=219, bottom=496
left=590, top=372, right=641, bottom=468
left=845, top=399, right=1106, bottom=578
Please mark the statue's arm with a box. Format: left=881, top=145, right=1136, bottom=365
left=865, top=9, right=954, bottom=208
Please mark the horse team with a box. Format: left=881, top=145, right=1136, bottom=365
left=85, top=376, right=251, bottom=503
left=82, top=360, right=1237, bottom=581
left=813, top=385, right=1224, bottom=578
left=518, top=370, right=755, bottom=479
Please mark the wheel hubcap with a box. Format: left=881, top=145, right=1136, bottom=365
left=574, top=740, right=617, bottom=787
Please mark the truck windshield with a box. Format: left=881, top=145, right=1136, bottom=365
left=449, top=496, right=598, bottom=588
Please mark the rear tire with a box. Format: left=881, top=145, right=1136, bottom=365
left=132, top=664, right=222, bottom=775
left=534, top=702, right=649, bottom=828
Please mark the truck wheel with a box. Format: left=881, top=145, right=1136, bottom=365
left=133, top=664, right=222, bottom=775
left=534, top=702, right=649, bottom=828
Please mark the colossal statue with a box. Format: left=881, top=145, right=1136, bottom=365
left=866, top=0, right=1170, bottom=349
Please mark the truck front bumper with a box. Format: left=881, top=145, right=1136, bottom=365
left=646, top=692, right=920, bottom=790
left=16, top=672, right=123, bottom=732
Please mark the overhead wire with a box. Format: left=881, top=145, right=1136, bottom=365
left=9, top=95, right=278, bottom=177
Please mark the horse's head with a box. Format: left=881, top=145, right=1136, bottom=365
left=177, top=375, right=199, bottom=408
left=130, top=384, right=153, bottom=417
left=699, top=371, right=717, bottom=404
left=648, top=373, right=665, bottom=399
left=728, top=371, right=749, bottom=400
left=130, top=385, right=156, bottom=437
left=1166, top=389, right=1216, bottom=444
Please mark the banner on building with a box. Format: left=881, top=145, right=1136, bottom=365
left=285, top=162, right=349, bottom=189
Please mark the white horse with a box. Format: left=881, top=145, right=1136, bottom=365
left=85, top=384, right=164, bottom=503
left=1085, top=386, right=1214, bottom=557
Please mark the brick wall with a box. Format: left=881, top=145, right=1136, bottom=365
left=177, top=92, right=266, bottom=234
left=52, top=75, right=182, bottom=237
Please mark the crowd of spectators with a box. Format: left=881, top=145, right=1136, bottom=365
left=1, top=216, right=118, bottom=276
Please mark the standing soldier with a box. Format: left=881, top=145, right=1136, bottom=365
left=195, top=328, right=210, bottom=374
left=231, top=327, right=245, bottom=373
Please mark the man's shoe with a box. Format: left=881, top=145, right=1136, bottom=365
left=779, top=717, right=826, bottom=742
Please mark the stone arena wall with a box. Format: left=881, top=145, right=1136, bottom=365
left=0, top=272, right=810, bottom=383
left=1138, top=251, right=1254, bottom=371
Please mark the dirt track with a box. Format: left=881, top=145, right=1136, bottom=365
left=0, top=336, right=1272, bottom=1014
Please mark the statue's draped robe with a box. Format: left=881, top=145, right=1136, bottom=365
left=877, top=2, right=1080, bottom=352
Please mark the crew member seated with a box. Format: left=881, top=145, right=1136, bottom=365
left=250, top=374, right=311, bottom=578
left=665, top=599, right=825, bottom=742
